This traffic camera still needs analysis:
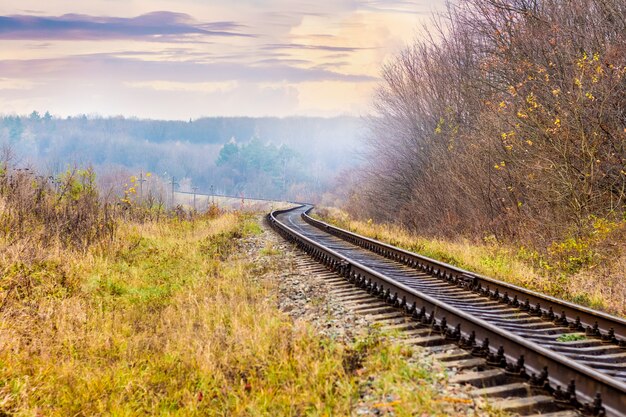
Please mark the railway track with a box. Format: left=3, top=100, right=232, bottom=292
left=268, top=205, right=626, bottom=417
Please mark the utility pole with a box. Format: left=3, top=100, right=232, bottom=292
left=169, top=176, right=178, bottom=208
left=210, top=184, right=215, bottom=205
left=282, top=156, right=287, bottom=201
left=137, top=170, right=147, bottom=200
left=192, top=186, right=198, bottom=211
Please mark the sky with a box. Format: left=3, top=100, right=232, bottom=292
left=0, top=0, right=446, bottom=119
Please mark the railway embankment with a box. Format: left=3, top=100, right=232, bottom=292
left=1, top=203, right=497, bottom=416
left=269, top=205, right=626, bottom=416
left=313, top=207, right=626, bottom=318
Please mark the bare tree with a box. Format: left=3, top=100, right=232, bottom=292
left=358, top=0, right=626, bottom=242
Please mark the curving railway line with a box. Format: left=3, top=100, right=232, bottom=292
left=268, top=205, right=626, bottom=417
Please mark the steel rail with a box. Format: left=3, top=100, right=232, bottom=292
left=269, top=205, right=626, bottom=417
left=302, top=208, right=626, bottom=345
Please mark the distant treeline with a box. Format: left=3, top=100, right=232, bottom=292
left=353, top=0, right=625, bottom=244
left=0, top=114, right=362, bottom=201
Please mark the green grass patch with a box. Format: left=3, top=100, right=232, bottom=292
left=1, top=212, right=495, bottom=416
left=556, top=333, right=587, bottom=342
left=242, top=218, right=263, bottom=236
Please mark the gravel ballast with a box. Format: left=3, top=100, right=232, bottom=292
left=242, top=218, right=496, bottom=416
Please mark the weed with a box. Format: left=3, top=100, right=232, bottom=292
left=260, top=243, right=281, bottom=256
left=242, top=219, right=263, bottom=236
left=200, top=229, right=242, bottom=260
left=570, top=293, right=592, bottom=306
left=556, top=333, right=587, bottom=342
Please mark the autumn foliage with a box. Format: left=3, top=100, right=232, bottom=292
left=355, top=0, right=625, bottom=244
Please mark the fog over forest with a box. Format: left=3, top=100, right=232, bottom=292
left=0, top=113, right=363, bottom=202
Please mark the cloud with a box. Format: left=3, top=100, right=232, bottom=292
left=323, top=53, right=351, bottom=59
left=0, top=78, right=37, bottom=90
left=263, top=43, right=373, bottom=52
left=0, top=54, right=378, bottom=83
left=0, top=11, right=253, bottom=40
left=0, top=77, right=302, bottom=119
left=0, top=0, right=447, bottom=117
left=313, top=61, right=350, bottom=70
left=254, top=58, right=312, bottom=66
left=125, top=80, right=239, bottom=93
left=358, top=0, right=433, bottom=15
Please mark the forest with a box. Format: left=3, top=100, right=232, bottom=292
left=351, top=0, right=625, bottom=247
left=0, top=114, right=362, bottom=202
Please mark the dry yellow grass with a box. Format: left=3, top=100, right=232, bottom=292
left=0, top=205, right=503, bottom=416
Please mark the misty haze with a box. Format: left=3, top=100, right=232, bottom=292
left=1, top=114, right=363, bottom=202
left=1, top=0, right=625, bottom=416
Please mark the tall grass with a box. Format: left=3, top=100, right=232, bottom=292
left=314, top=207, right=626, bottom=316
left=0, top=166, right=488, bottom=415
